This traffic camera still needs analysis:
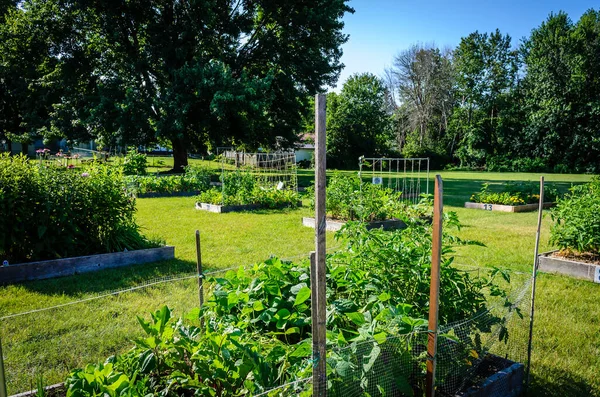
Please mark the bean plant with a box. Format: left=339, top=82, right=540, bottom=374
left=65, top=217, right=513, bottom=396
left=196, top=169, right=299, bottom=209
left=550, top=177, right=600, bottom=255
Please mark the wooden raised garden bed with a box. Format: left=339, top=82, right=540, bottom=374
left=464, top=202, right=554, bottom=213
left=538, top=250, right=600, bottom=283
left=457, top=354, right=524, bottom=397
left=302, top=217, right=407, bottom=232
left=10, top=383, right=64, bottom=397
left=195, top=201, right=301, bottom=213
left=0, top=246, right=175, bottom=285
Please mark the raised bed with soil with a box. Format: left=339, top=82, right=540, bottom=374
left=302, top=217, right=407, bottom=232
left=0, top=246, right=175, bottom=284
left=456, top=354, right=524, bottom=397
left=464, top=202, right=554, bottom=213
left=196, top=201, right=301, bottom=213
left=538, top=250, right=600, bottom=283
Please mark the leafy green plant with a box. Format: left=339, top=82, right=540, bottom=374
left=550, top=177, right=600, bottom=255
left=309, top=173, right=429, bottom=222
left=196, top=169, right=299, bottom=209
left=470, top=182, right=558, bottom=205
left=66, top=216, right=512, bottom=397
left=122, top=148, right=147, bottom=176
left=126, top=166, right=211, bottom=195
left=0, top=154, right=160, bottom=263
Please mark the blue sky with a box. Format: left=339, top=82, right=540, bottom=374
left=334, top=0, right=595, bottom=90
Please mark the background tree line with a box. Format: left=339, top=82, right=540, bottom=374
left=327, top=9, right=600, bottom=172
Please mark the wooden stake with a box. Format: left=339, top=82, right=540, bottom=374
left=195, top=230, right=204, bottom=328
left=426, top=175, right=443, bottom=397
left=525, top=176, right=545, bottom=390
left=0, top=337, right=7, bottom=397
left=313, top=93, right=327, bottom=396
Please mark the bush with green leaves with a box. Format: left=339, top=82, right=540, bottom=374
left=309, top=173, right=430, bottom=222
left=0, top=154, right=160, bottom=263
left=196, top=169, right=299, bottom=209
left=470, top=181, right=558, bottom=206
left=65, top=217, right=512, bottom=397
left=122, top=148, right=148, bottom=176
left=126, top=166, right=212, bottom=195
left=550, top=177, right=600, bottom=255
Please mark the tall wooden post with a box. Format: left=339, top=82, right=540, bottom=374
left=426, top=175, right=443, bottom=397
left=525, top=176, right=545, bottom=390
left=313, top=93, right=327, bottom=396
left=195, top=230, right=204, bottom=328
left=0, top=337, right=7, bottom=397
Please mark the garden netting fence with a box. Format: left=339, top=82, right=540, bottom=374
left=0, top=261, right=532, bottom=397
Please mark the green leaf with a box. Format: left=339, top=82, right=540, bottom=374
left=346, top=312, right=365, bottom=326
left=294, top=287, right=311, bottom=307
left=289, top=341, right=311, bottom=358
left=378, top=292, right=391, bottom=302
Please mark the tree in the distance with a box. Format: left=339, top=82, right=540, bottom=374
left=32, top=0, right=353, bottom=171
left=326, top=73, right=393, bottom=169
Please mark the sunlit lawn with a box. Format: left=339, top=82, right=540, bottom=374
left=0, top=170, right=597, bottom=395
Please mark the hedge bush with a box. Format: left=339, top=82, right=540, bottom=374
left=0, top=154, right=160, bottom=263
left=550, top=177, right=600, bottom=255
left=125, top=166, right=212, bottom=195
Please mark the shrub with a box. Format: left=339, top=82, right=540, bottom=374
left=550, top=177, right=600, bottom=255
left=66, top=219, right=511, bottom=397
left=122, top=148, right=147, bottom=175
left=309, top=173, right=430, bottom=222
left=470, top=182, right=558, bottom=206
left=0, top=154, right=159, bottom=263
left=126, top=166, right=211, bottom=195
left=196, top=169, right=299, bottom=209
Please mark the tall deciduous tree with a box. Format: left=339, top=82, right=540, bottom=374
left=42, top=0, right=353, bottom=171
left=522, top=10, right=600, bottom=172
left=386, top=44, right=454, bottom=155
left=326, top=73, right=392, bottom=169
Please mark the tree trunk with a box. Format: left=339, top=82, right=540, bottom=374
left=171, top=137, right=188, bottom=172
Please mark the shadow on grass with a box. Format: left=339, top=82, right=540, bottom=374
left=527, top=364, right=597, bottom=396
left=9, top=258, right=201, bottom=298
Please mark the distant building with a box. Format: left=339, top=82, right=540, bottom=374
left=295, top=133, right=314, bottom=163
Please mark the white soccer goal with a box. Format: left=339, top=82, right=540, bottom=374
left=358, top=156, right=430, bottom=204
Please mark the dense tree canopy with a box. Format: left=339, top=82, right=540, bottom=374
left=326, top=73, right=392, bottom=169
left=0, top=0, right=353, bottom=170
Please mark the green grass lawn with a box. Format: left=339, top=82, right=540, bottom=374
left=0, top=171, right=598, bottom=396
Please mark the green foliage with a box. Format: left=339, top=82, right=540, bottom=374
left=326, top=73, right=393, bottom=169
left=16, top=0, right=353, bottom=171
left=0, top=154, right=159, bottom=263
left=65, top=215, right=510, bottom=396
left=550, top=177, right=600, bottom=254
left=470, top=182, right=558, bottom=206
left=309, top=173, right=429, bottom=222
left=197, top=170, right=299, bottom=209
left=521, top=10, right=600, bottom=173
left=126, top=166, right=211, bottom=195
left=122, top=149, right=147, bottom=176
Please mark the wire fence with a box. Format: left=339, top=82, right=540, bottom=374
left=0, top=259, right=532, bottom=397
